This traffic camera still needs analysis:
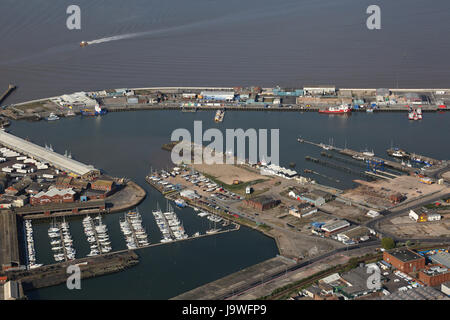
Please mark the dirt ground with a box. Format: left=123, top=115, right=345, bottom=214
left=443, top=170, right=450, bottom=182
left=321, top=200, right=372, bottom=224
left=342, top=175, right=446, bottom=208
left=192, top=163, right=268, bottom=185
left=381, top=215, right=450, bottom=238
left=234, top=201, right=340, bottom=259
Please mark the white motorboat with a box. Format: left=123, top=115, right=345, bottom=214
left=46, top=112, right=60, bottom=121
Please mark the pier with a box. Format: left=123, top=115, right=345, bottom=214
left=125, top=214, right=144, bottom=248
left=339, top=149, right=415, bottom=173
left=16, top=200, right=107, bottom=219
left=386, top=148, right=441, bottom=165
left=0, top=85, right=16, bottom=105
left=297, top=137, right=416, bottom=174
left=305, top=156, right=376, bottom=180
left=58, top=223, right=68, bottom=262
left=0, top=211, right=20, bottom=270
left=364, top=171, right=392, bottom=180
left=2, top=251, right=139, bottom=292
left=89, top=216, right=109, bottom=255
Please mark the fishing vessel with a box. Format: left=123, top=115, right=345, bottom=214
left=214, top=109, right=225, bottom=122
left=416, top=107, right=423, bottom=120
left=352, top=154, right=365, bottom=160
left=320, top=143, right=332, bottom=150
left=81, top=104, right=107, bottom=116
left=389, top=148, right=407, bottom=158
left=174, top=198, right=186, bottom=208
left=318, top=104, right=352, bottom=114
left=362, top=149, right=375, bottom=157
left=46, top=112, right=60, bottom=121
left=408, top=106, right=422, bottom=120
left=197, top=211, right=209, bottom=217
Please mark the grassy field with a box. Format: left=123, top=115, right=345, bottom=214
left=202, top=172, right=267, bottom=195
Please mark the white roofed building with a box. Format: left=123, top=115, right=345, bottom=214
left=200, top=91, right=235, bottom=101
left=0, top=131, right=99, bottom=179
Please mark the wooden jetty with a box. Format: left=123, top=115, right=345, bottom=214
left=305, top=156, right=376, bottom=180
left=339, top=149, right=415, bottom=173
left=0, top=84, right=16, bottom=105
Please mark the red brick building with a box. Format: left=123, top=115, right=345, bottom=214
left=30, top=188, right=76, bottom=206
left=383, top=249, right=425, bottom=273
left=55, top=176, right=73, bottom=189
left=244, top=196, right=280, bottom=211
left=91, top=179, right=115, bottom=192
left=418, top=265, right=450, bottom=286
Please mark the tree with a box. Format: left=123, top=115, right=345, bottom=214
left=381, top=237, right=395, bottom=250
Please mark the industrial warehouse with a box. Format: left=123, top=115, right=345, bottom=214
left=0, top=131, right=99, bottom=179
left=295, top=248, right=450, bottom=300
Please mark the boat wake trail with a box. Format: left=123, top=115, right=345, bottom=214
left=87, top=33, right=142, bottom=45
left=84, top=2, right=303, bottom=46
left=85, top=20, right=205, bottom=46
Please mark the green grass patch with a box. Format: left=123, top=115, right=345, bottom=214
left=202, top=172, right=267, bottom=195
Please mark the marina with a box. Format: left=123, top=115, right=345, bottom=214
left=297, top=136, right=436, bottom=174
left=82, top=215, right=112, bottom=257
left=152, top=202, right=189, bottom=242
left=1, top=0, right=450, bottom=302
left=24, top=220, right=41, bottom=269
left=0, top=108, right=449, bottom=300
left=47, top=218, right=76, bottom=262
left=122, top=209, right=150, bottom=249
